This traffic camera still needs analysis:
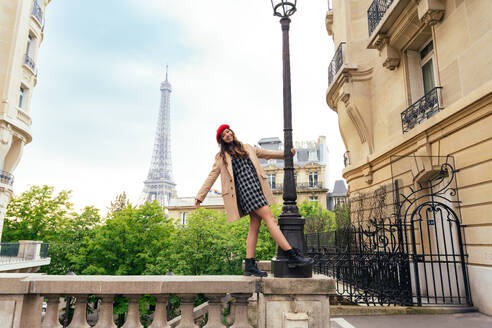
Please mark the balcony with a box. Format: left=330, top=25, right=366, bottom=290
left=0, top=273, right=334, bottom=327
left=0, top=171, right=14, bottom=186
left=343, top=151, right=351, bottom=167
left=401, top=87, right=442, bottom=133
left=31, top=0, right=44, bottom=25
left=272, top=182, right=326, bottom=191
left=328, top=42, right=345, bottom=86
left=24, top=53, right=36, bottom=72
left=0, top=241, right=50, bottom=272
left=367, top=0, right=395, bottom=35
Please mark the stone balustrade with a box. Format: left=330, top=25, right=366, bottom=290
left=0, top=273, right=335, bottom=328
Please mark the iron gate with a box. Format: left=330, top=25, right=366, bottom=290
left=306, top=156, right=472, bottom=306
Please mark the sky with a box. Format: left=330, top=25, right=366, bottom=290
left=15, top=0, right=344, bottom=213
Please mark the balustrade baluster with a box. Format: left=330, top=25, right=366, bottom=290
left=41, top=295, right=62, bottom=328
left=68, top=295, right=90, bottom=328
left=230, top=294, right=253, bottom=328
left=176, top=294, right=198, bottom=328
left=203, top=294, right=226, bottom=328
left=93, top=295, right=116, bottom=328
left=122, top=295, right=143, bottom=328
left=148, top=295, right=170, bottom=328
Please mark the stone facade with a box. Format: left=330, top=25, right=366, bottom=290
left=258, top=136, right=330, bottom=209
left=326, top=0, right=491, bottom=314
left=167, top=193, right=225, bottom=225
left=0, top=0, right=51, bottom=240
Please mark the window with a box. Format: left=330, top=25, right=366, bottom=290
left=420, top=40, right=436, bottom=94
left=26, top=34, right=34, bottom=57
left=267, top=174, right=276, bottom=189
left=308, top=172, right=318, bottom=188
left=18, top=86, right=27, bottom=109
left=309, top=196, right=318, bottom=202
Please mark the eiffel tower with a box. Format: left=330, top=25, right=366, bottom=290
left=140, top=66, right=176, bottom=207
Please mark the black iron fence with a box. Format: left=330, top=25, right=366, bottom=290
left=401, top=87, right=442, bottom=133
left=328, top=42, right=345, bottom=86
left=367, top=0, right=395, bottom=35
left=307, top=157, right=472, bottom=306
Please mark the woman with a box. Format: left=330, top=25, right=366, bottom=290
left=195, top=124, right=313, bottom=277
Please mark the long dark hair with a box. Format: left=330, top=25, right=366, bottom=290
left=218, top=129, right=248, bottom=160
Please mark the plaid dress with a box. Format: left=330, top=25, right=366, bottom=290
left=232, top=156, right=268, bottom=214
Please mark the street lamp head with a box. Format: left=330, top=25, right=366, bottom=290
left=271, top=0, right=297, bottom=18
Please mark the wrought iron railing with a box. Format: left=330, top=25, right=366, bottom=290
left=367, top=0, right=395, bottom=35
left=32, top=0, right=44, bottom=25
left=401, top=87, right=442, bottom=133
left=0, top=171, right=14, bottom=186
left=343, top=151, right=350, bottom=167
left=0, top=242, right=49, bottom=265
left=272, top=182, right=325, bottom=191
left=24, top=53, right=35, bottom=71
left=328, top=42, right=345, bottom=86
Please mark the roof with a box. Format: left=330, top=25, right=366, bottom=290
left=329, top=180, right=347, bottom=197
left=258, top=137, right=282, bottom=144
left=168, top=194, right=224, bottom=208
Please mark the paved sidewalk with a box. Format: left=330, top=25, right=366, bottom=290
left=330, top=312, right=492, bottom=328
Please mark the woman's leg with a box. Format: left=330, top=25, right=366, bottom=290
left=253, top=205, right=292, bottom=251
left=246, top=212, right=262, bottom=258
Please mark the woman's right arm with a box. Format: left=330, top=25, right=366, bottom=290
left=195, top=158, right=221, bottom=207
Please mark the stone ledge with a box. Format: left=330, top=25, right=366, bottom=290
left=22, top=275, right=257, bottom=295
left=262, top=274, right=336, bottom=295
left=331, top=305, right=478, bottom=316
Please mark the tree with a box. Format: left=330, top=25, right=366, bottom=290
left=334, top=202, right=351, bottom=229
left=2, top=185, right=73, bottom=242
left=298, top=200, right=336, bottom=233
left=108, top=192, right=130, bottom=213
left=46, top=206, right=101, bottom=275
left=71, top=202, right=174, bottom=275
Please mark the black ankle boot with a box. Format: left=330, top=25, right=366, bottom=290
left=244, top=258, right=267, bottom=277
left=285, top=248, right=314, bottom=268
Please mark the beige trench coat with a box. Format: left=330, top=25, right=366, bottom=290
left=196, top=144, right=284, bottom=222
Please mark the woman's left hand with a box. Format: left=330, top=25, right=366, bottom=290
left=291, top=148, right=296, bottom=156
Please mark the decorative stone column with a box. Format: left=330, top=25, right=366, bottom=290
left=149, top=295, right=170, bottom=328
left=176, top=294, right=198, bottom=328
left=68, top=295, right=90, bottom=328
left=203, top=294, right=226, bottom=328
left=230, top=294, right=253, bottom=328
left=41, top=295, right=62, bottom=328
left=93, top=295, right=116, bottom=328
left=122, top=295, right=143, bottom=328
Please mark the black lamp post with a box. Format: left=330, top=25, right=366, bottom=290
left=270, top=0, right=312, bottom=278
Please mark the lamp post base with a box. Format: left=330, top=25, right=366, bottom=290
left=272, top=216, right=313, bottom=278
left=271, top=257, right=313, bottom=278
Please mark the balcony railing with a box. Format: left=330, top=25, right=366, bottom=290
left=367, top=0, right=395, bottom=35
left=328, top=42, right=345, bottom=86
left=0, top=171, right=14, bottom=186
left=0, top=242, right=49, bottom=265
left=0, top=274, right=334, bottom=327
left=272, top=182, right=325, bottom=191
left=343, top=151, right=351, bottom=167
left=401, top=87, right=442, bottom=133
left=32, top=0, right=44, bottom=25
left=24, top=53, right=35, bottom=71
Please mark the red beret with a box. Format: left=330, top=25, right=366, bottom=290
left=216, top=124, right=230, bottom=143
